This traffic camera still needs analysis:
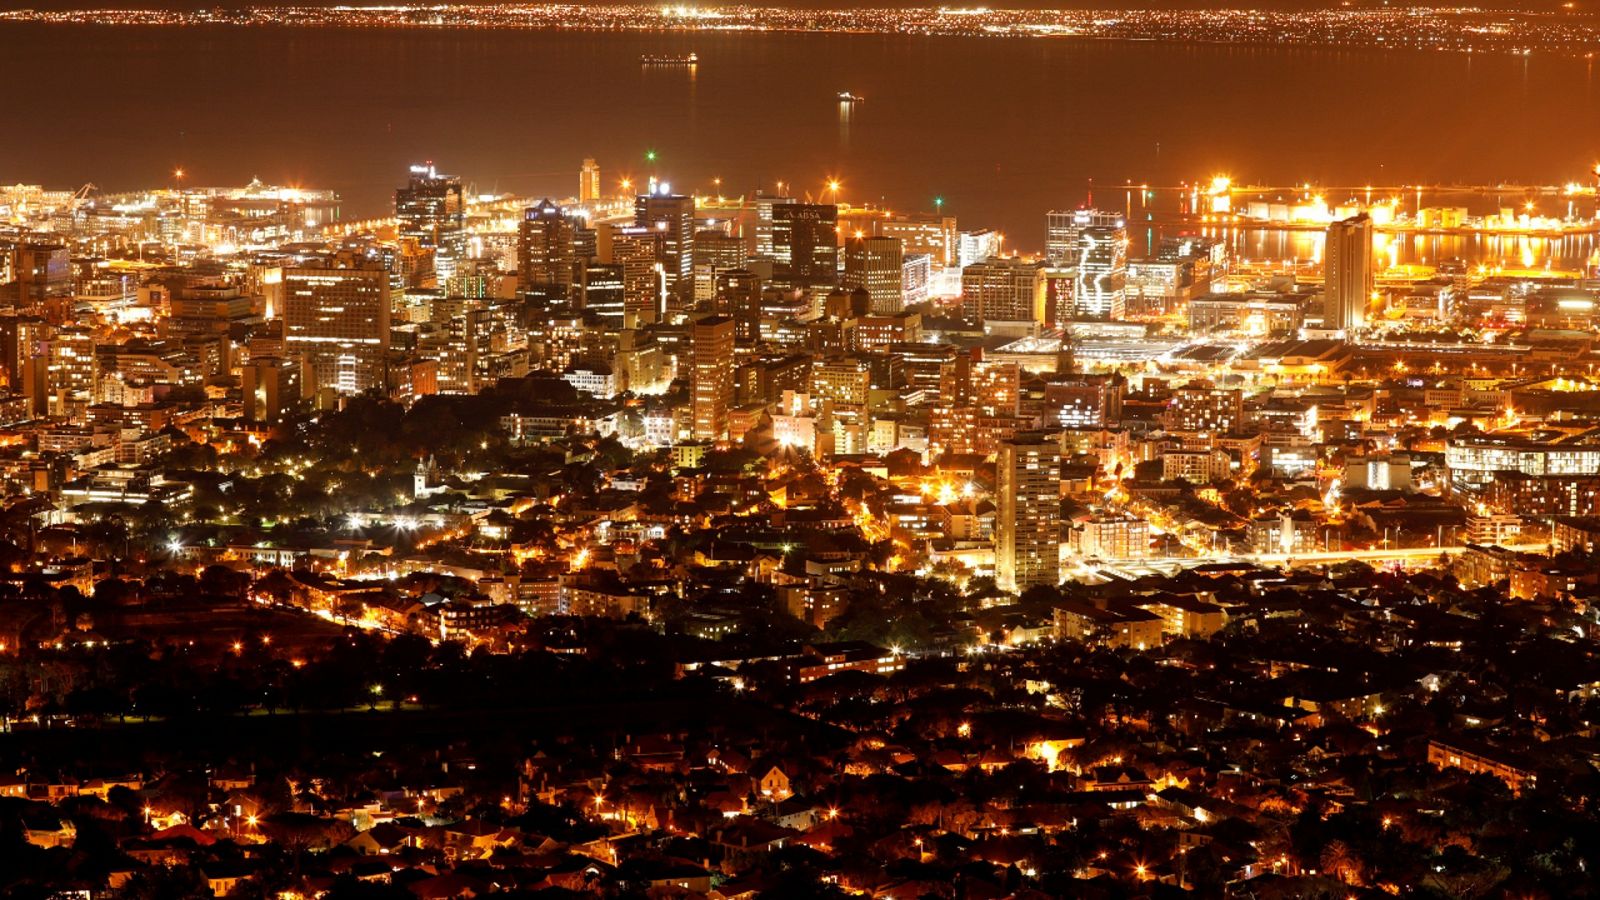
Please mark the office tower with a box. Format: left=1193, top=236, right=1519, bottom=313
left=996, top=432, right=1062, bottom=592
left=854, top=311, right=921, bottom=351
left=716, top=269, right=762, bottom=342
left=45, top=326, right=96, bottom=414
left=573, top=221, right=598, bottom=264
left=901, top=253, right=932, bottom=308
left=691, top=315, right=736, bottom=440
left=692, top=230, right=747, bottom=304
left=960, top=257, right=1045, bottom=323
left=282, top=259, right=392, bottom=394
left=973, top=359, right=1021, bottom=416
left=1044, top=376, right=1124, bottom=429
left=427, top=297, right=527, bottom=394
left=0, top=314, right=50, bottom=409
left=1163, top=385, right=1244, bottom=435
left=395, top=163, right=465, bottom=279
left=772, top=203, right=839, bottom=289
left=753, top=192, right=792, bottom=258
left=612, top=227, right=667, bottom=327
left=579, top=158, right=601, bottom=204
left=242, top=356, right=305, bottom=422
left=877, top=214, right=959, bottom=268
left=634, top=188, right=695, bottom=300
left=517, top=199, right=577, bottom=299
left=810, top=356, right=872, bottom=407
left=1072, top=220, right=1128, bottom=321
left=956, top=229, right=1003, bottom=269
left=579, top=262, right=625, bottom=326
left=843, top=235, right=904, bottom=314
left=1325, top=213, right=1374, bottom=332
left=1045, top=208, right=1122, bottom=267
left=0, top=241, right=72, bottom=305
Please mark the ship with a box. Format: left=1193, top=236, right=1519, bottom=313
left=641, top=52, right=698, bottom=66
left=837, top=91, right=863, bottom=102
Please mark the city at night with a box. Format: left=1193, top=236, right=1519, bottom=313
left=3, top=3, right=1600, bottom=899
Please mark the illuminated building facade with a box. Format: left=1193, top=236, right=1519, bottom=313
left=1071, top=219, right=1128, bottom=321
left=517, top=199, right=578, bottom=299
left=772, top=203, right=839, bottom=289
left=395, top=163, right=465, bottom=279
left=691, top=315, right=735, bottom=440
left=996, top=432, right=1062, bottom=592
left=960, top=258, right=1045, bottom=324
left=282, top=260, right=392, bottom=395
left=843, top=235, right=904, bottom=314
left=1324, top=213, right=1373, bottom=332
left=634, top=189, right=696, bottom=300
left=579, top=158, right=601, bottom=204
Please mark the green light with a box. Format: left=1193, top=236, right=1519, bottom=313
left=934, top=196, right=944, bottom=209
left=646, top=150, right=658, bottom=162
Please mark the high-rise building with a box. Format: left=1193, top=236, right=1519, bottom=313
left=716, top=269, right=762, bottom=342
left=0, top=314, right=50, bottom=413
left=772, top=203, right=839, bottom=289
left=692, top=230, right=747, bottom=304
left=1045, top=208, right=1122, bottom=267
left=242, top=356, right=305, bottom=422
left=753, top=193, right=792, bottom=258
left=634, top=189, right=696, bottom=300
left=517, top=199, right=578, bottom=299
left=843, top=235, right=904, bottom=314
left=901, top=253, right=933, bottom=308
left=282, top=258, right=392, bottom=395
left=1163, top=385, right=1244, bottom=435
left=579, top=262, right=625, bottom=326
left=0, top=241, right=71, bottom=305
left=1325, top=213, right=1374, bottom=332
left=611, top=227, right=667, bottom=327
left=395, top=163, right=465, bottom=279
left=877, top=214, right=959, bottom=268
left=960, top=258, right=1045, bottom=324
left=579, top=158, right=601, bottom=204
left=956, top=229, right=1003, bottom=269
left=1071, top=220, right=1128, bottom=321
left=996, top=432, right=1062, bottom=592
left=691, top=315, right=736, bottom=441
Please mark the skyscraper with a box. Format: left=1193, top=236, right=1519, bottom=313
left=772, top=203, right=839, bottom=289
left=634, top=188, right=695, bottom=301
left=843, top=235, right=904, bottom=314
left=579, top=262, right=625, bottom=326
left=242, top=356, right=306, bottom=422
left=1325, top=213, right=1373, bottom=332
left=996, top=432, right=1062, bottom=593
left=282, top=258, right=392, bottom=395
left=611, top=227, right=667, bottom=327
left=692, top=230, right=747, bottom=304
left=395, top=163, right=465, bottom=279
left=579, top=158, right=601, bottom=204
left=517, top=199, right=577, bottom=299
left=1045, top=208, right=1122, bottom=267
left=960, top=257, right=1046, bottom=324
left=1071, top=221, right=1128, bottom=321
left=691, top=315, right=735, bottom=441
left=716, top=270, right=762, bottom=342
left=0, top=241, right=71, bottom=305
left=753, top=192, right=792, bottom=258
